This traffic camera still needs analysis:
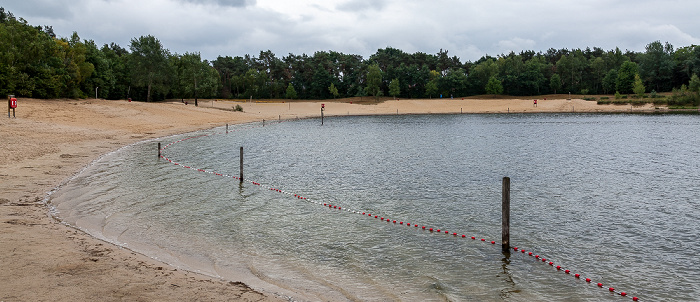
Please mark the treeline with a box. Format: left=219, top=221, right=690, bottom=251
left=2, top=7, right=700, bottom=102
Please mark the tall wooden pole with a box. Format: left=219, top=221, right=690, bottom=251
left=157, top=142, right=161, bottom=158
left=502, top=177, right=511, bottom=252
left=239, top=147, right=244, bottom=183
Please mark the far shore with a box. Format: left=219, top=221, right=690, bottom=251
left=0, top=97, right=674, bottom=301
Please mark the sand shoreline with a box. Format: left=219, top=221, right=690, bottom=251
left=0, top=97, right=665, bottom=301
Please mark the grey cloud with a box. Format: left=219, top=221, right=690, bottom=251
left=2, top=0, right=81, bottom=20
left=336, top=0, right=388, bottom=12
left=177, top=0, right=255, bottom=7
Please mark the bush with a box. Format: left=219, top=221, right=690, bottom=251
left=600, top=96, right=609, bottom=100
left=668, top=85, right=700, bottom=107
left=614, top=92, right=622, bottom=99
left=234, top=104, right=243, bottom=112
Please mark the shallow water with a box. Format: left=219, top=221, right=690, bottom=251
left=51, top=113, right=700, bottom=301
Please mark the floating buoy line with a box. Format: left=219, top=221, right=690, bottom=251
left=158, top=119, right=639, bottom=301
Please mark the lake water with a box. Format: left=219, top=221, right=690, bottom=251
left=50, top=113, right=700, bottom=301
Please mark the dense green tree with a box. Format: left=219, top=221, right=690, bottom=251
left=388, top=78, right=400, bottom=99
left=101, top=43, right=130, bottom=100
left=639, top=41, right=675, bottom=92
left=555, top=50, right=586, bottom=93
left=0, top=10, right=62, bottom=97
left=550, top=73, right=562, bottom=94
left=128, top=35, right=172, bottom=101
left=466, top=58, right=498, bottom=94
left=172, top=52, right=220, bottom=105
left=602, top=69, right=618, bottom=94
left=616, top=61, right=639, bottom=94
left=485, top=76, right=503, bottom=95
left=688, top=74, right=700, bottom=92
left=83, top=39, right=113, bottom=99
left=328, top=82, right=338, bottom=98
left=365, top=63, right=382, bottom=98
left=633, top=74, right=646, bottom=98
left=286, top=83, right=297, bottom=99
left=212, top=55, right=249, bottom=98
left=425, top=80, right=438, bottom=98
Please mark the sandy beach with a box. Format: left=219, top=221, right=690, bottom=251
left=0, top=97, right=658, bottom=301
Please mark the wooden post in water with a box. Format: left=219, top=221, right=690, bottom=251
left=226, top=124, right=228, bottom=134
left=239, top=147, right=244, bottom=183
left=502, top=177, right=511, bottom=252
left=321, top=103, right=325, bottom=125
left=263, top=119, right=265, bottom=127
left=157, top=142, right=161, bottom=158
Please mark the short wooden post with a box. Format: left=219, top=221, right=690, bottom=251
left=157, top=142, right=161, bottom=158
left=226, top=124, right=228, bottom=134
left=502, top=177, right=511, bottom=252
left=239, top=147, right=243, bottom=183
left=263, top=119, right=265, bottom=127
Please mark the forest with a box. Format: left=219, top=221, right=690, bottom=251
left=1, top=7, right=700, bottom=105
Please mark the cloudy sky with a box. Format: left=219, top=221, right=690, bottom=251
left=4, top=0, right=700, bottom=62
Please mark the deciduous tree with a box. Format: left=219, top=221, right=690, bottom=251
left=365, top=63, right=382, bottom=99
left=129, top=35, right=172, bottom=102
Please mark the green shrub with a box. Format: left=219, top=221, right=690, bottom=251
left=600, top=96, right=609, bottom=100
left=650, top=90, right=658, bottom=99
left=614, top=92, right=622, bottom=99
left=234, top=104, right=243, bottom=112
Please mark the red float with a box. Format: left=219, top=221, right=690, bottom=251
left=575, top=274, right=580, bottom=278
left=471, top=237, right=476, bottom=240
left=462, top=235, right=466, bottom=238
left=586, top=278, right=591, bottom=283
left=633, top=297, right=639, bottom=301
left=620, top=292, right=627, bottom=297
left=597, top=283, right=603, bottom=287
left=491, top=241, right=495, bottom=244
left=609, top=287, right=614, bottom=292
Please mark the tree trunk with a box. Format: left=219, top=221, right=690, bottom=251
left=147, top=79, right=152, bottom=102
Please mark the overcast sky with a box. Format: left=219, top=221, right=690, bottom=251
left=3, top=0, right=700, bottom=62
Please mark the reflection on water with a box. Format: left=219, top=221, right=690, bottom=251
left=51, top=113, right=700, bottom=301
